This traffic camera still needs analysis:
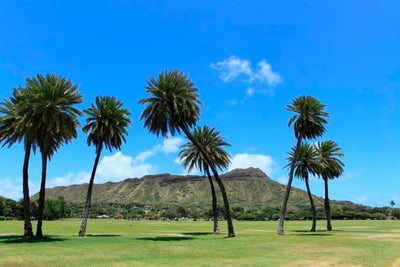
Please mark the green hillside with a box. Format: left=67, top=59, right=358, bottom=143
left=36, top=167, right=330, bottom=210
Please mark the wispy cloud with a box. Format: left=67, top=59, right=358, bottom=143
left=354, top=195, right=368, bottom=204
left=135, top=137, right=184, bottom=163
left=2, top=137, right=185, bottom=199
left=277, top=175, right=288, bottom=185
left=210, top=56, right=282, bottom=101
left=0, top=177, right=22, bottom=200
left=228, top=153, right=275, bottom=176
left=225, top=99, right=238, bottom=106
left=96, top=152, right=156, bottom=182
left=340, top=169, right=361, bottom=181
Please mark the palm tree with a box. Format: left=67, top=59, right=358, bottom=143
left=277, top=95, right=329, bottom=235
left=315, top=141, right=344, bottom=231
left=26, top=73, right=83, bottom=238
left=78, top=96, right=131, bottom=237
left=178, top=125, right=231, bottom=234
left=0, top=86, right=37, bottom=238
left=139, top=69, right=236, bottom=237
left=390, top=200, right=395, bottom=210
left=286, top=143, right=319, bottom=231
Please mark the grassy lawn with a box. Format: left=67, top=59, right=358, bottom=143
left=0, top=219, right=399, bottom=266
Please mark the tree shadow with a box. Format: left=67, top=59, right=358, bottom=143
left=181, top=232, right=212, bottom=236
left=0, top=235, right=67, bottom=244
left=86, top=234, right=122, bottom=237
left=136, top=236, right=195, bottom=242
left=294, top=233, right=333, bottom=236
left=291, top=230, right=333, bottom=236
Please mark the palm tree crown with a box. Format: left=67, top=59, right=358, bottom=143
left=286, top=95, right=329, bottom=140
left=0, top=86, right=40, bottom=151
left=178, top=125, right=231, bottom=174
left=315, top=140, right=344, bottom=180
left=139, top=69, right=202, bottom=137
left=286, top=142, right=319, bottom=180
left=83, top=95, right=131, bottom=153
left=26, top=73, right=83, bottom=158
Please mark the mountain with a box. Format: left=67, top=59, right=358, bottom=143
left=34, top=168, right=331, bottom=209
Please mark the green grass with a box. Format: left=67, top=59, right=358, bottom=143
left=1, top=219, right=399, bottom=266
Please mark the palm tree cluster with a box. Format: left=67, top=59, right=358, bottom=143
left=0, top=74, right=83, bottom=238
left=139, top=69, right=236, bottom=237
left=178, top=126, right=231, bottom=234
left=0, top=74, right=132, bottom=238
left=278, top=96, right=344, bottom=235
left=0, top=71, right=344, bottom=239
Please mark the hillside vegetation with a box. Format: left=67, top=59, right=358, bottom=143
left=37, top=168, right=355, bottom=210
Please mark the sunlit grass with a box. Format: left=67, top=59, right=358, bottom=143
left=0, top=219, right=399, bottom=266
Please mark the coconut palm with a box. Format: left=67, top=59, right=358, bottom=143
left=178, top=125, right=231, bottom=234
left=78, top=96, right=131, bottom=237
left=0, top=86, right=37, bottom=238
left=25, top=73, right=83, bottom=237
left=277, top=95, right=329, bottom=235
left=315, top=141, right=344, bottom=231
left=139, top=69, right=235, bottom=237
left=286, top=143, right=320, bottom=231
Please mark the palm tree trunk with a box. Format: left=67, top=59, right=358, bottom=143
left=79, top=144, right=103, bottom=237
left=324, top=177, right=332, bottom=231
left=305, top=177, right=316, bottom=232
left=277, top=136, right=303, bottom=235
left=36, top=151, right=48, bottom=238
left=181, top=125, right=235, bottom=237
left=205, top=168, right=220, bottom=234
left=22, top=142, right=33, bottom=238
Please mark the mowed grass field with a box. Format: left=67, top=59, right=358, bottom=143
left=0, top=219, right=399, bottom=266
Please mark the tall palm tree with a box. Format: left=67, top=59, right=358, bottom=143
left=139, top=69, right=236, bottom=237
left=315, top=141, right=344, bottom=231
left=78, top=96, right=131, bottom=237
left=0, top=86, right=37, bottom=238
left=286, top=143, right=320, bottom=231
left=178, top=125, right=231, bottom=234
left=26, top=73, right=83, bottom=238
left=277, top=95, right=329, bottom=235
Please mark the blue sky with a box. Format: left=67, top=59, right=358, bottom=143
left=0, top=1, right=399, bottom=207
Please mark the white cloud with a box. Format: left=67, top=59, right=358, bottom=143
left=161, top=137, right=184, bottom=154
left=228, top=153, right=275, bottom=176
left=277, top=175, right=289, bottom=185
left=47, top=173, right=75, bottom=188
left=135, top=149, right=158, bottom=163
left=44, top=137, right=183, bottom=188
left=340, top=169, right=361, bottom=181
left=255, top=60, right=282, bottom=86
left=96, top=152, right=156, bottom=183
left=246, top=88, right=255, bottom=97
left=0, top=177, right=22, bottom=200
left=210, top=56, right=252, bottom=82
left=1, top=138, right=185, bottom=199
left=135, top=137, right=183, bottom=163
left=210, top=56, right=282, bottom=98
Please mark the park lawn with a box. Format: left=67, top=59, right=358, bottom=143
left=0, top=219, right=399, bottom=266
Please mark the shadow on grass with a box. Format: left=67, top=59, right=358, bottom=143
left=86, top=234, right=122, bottom=237
left=0, top=235, right=67, bottom=244
left=181, top=232, right=212, bottom=236
left=291, top=230, right=333, bottom=236
left=136, top=236, right=195, bottom=242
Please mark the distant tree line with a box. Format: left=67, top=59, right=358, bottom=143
left=0, top=196, right=71, bottom=220
left=1, top=197, right=399, bottom=221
